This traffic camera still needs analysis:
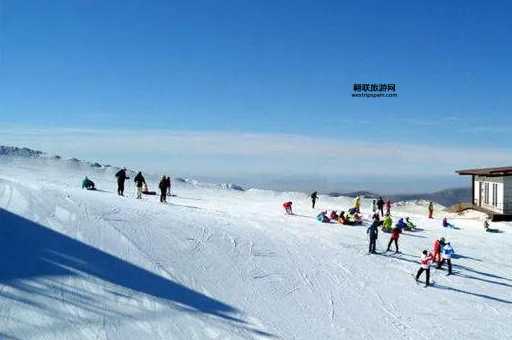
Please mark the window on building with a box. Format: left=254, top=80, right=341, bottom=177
left=484, top=182, right=489, bottom=204
left=492, top=183, right=498, bottom=207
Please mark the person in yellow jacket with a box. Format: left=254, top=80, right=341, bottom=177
left=382, top=214, right=393, bottom=232
left=354, top=195, right=361, bottom=213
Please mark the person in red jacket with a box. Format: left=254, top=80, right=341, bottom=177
left=432, top=237, right=445, bottom=264
left=386, top=225, right=401, bottom=253
left=416, top=250, right=434, bottom=287
left=283, top=201, right=293, bottom=215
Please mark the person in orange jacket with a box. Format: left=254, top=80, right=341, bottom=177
left=432, top=237, right=445, bottom=264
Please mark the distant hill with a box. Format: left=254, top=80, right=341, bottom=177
left=0, top=146, right=44, bottom=158
left=330, top=187, right=472, bottom=207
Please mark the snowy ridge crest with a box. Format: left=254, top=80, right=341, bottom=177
left=0, top=145, right=45, bottom=158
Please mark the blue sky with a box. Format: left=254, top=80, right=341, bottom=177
left=1, top=1, right=511, bottom=192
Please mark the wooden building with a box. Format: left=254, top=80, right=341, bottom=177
left=456, top=166, right=512, bottom=221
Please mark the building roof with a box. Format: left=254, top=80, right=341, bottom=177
left=456, top=166, right=512, bottom=176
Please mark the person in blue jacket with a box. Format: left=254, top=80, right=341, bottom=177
left=437, top=242, right=455, bottom=275
left=316, top=211, right=330, bottom=223
left=395, top=218, right=408, bottom=231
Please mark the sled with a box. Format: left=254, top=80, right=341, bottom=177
left=142, top=191, right=157, bottom=196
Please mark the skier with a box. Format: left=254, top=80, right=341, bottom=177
left=316, top=211, right=330, bottom=223
left=382, top=214, right=393, bottom=232
left=134, top=171, right=146, bottom=199
left=367, top=219, right=381, bottom=254
left=354, top=195, right=361, bottom=213
left=386, top=225, right=401, bottom=253
left=416, top=250, right=434, bottom=287
left=385, top=199, right=391, bottom=216
left=115, top=168, right=129, bottom=196
left=428, top=201, right=434, bottom=219
left=372, top=199, right=377, bottom=213
left=158, top=176, right=168, bottom=203
left=81, top=176, right=96, bottom=190
left=377, top=197, right=385, bottom=217
left=283, top=201, right=293, bottom=215
left=311, top=192, right=319, bottom=209
left=165, top=176, right=172, bottom=196
left=437, top=242, right=454, bottom=275
left=432, top=237, right=445, bottom=264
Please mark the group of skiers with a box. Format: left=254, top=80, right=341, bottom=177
left=284, top=192, right=461, bottom=288
left=82, top=168, right=173, bottom=204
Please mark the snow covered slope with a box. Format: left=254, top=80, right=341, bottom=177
left=0, top=156, right=511, bottom=339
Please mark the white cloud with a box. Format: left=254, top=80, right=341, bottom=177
left=1, top=126, right=511, bottom=178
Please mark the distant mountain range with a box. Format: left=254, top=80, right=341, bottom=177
left=331, top=187, right=472, bottom=207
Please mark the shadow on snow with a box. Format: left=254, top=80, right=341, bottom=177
left=0, top=208, right=274, bottom=338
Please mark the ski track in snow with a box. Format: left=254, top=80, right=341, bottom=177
left=0, top=159, right=512, bottom=339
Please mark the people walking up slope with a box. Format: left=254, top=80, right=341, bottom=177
left=159, top=176, right=168, bottom=203
left=134, top=171, right=146, bottom=199
left=311, top=192, right=319, bottom=209
left=115, top=168, right=129, bottom=196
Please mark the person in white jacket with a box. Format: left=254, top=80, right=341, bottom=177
left=415, top=250, right=434, bottom=287
left=437, top=242, right=455, bottom=275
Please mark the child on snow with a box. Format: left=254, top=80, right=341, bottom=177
left=395, top=218, right=408, bottom=231
left=382, top=214, right=393, bottom=232
left=432, top=237, right=445, bottom=264
left=283, top=201, right=293, bottom=215
left=443, top=217, right=455, bottom=228
left=317, top=211, right=330, bottom=223
left=367, top=220, right=381, bottom=254
left=416, top=250, right=434, bottom=287
left=484, top=219, right=501, bottom=233
left=437, top=242, right=454, bottom=275
left=81, top=176, right=96, bottom=190
left=386, top=226, right=401, bottom=253
left=330, top=210, right=339, bottom=221
left=405, top=217, right=416, bottom=231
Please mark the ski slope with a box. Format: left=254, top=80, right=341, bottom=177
left=0, top=157, right=511, bottom=340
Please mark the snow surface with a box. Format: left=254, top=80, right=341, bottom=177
left=0, top=157, right=511, bottom=339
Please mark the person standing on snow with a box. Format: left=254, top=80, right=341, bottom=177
left=386, top=225, right=401, bottom=253
left=437, top=242, right=454, bottom=275
left=416, top=250, right=434, bottom=287
left=159, top=176, right=168, bottom=203
left=432, top=237, right=445, bottom=264
left=311, top=192, right=319, bottom=209
left=367, top=219, right=381, bottom=254
left=165, top=176, right=172, bottom=196
left=134, top=171, right=146, bottom=199
left=372, top=199, right=377, bottom=213
left=377, top=197, right=385, bottom=217
left=354, top=195, right=361, bottom=213
left=385, top=199, right=391, bottom=216
left=115, top=168, right=129, bottom=196
left=428, top=201, right=434, bottom=219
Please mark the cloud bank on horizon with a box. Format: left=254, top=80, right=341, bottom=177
left=1, top=126, right=510, bottom=193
